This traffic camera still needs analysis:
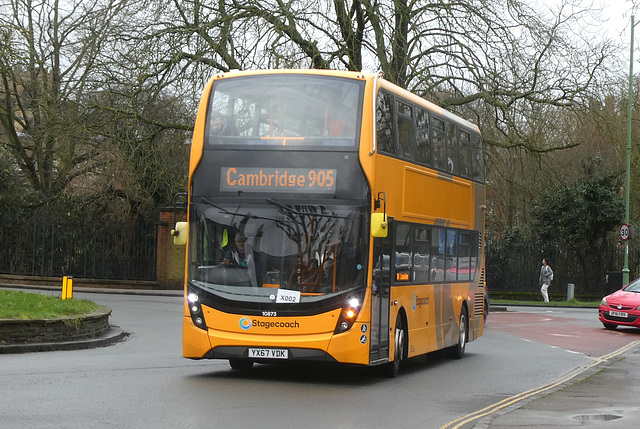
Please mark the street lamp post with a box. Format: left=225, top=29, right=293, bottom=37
left=623, top=15, right=634, bottom=286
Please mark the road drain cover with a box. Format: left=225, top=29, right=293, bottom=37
left=573, top=414, right=622, bottom=422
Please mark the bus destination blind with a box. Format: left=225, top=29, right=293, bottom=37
left=221, top=167, right=337, bottom=194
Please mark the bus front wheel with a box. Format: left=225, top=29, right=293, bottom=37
left=385, top=315, right=406, bottom=377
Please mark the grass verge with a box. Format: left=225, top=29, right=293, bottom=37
left=0, top=290, right=100, bottom=319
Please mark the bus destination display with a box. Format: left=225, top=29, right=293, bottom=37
left=221, top=167, right=337, bottom=194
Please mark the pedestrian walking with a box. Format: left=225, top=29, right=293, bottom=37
left=539, top=258, right=553, bottom=302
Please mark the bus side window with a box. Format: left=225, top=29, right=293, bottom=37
left=447, top=122, right=458, bottom=175
left=457, top=232, right=472, bottom=281
left=472, top=134, right=485, bottom=182
left=396, top=100, right=415, bottom=160
left=377, top=91, right=396, bottom=155
left=431, top=117, right=446, bottom=171
left=458, top=130, right=472, bottom=178
left=413, top=227, right=431, bottom=282
left=430, top=228, right=445, bottom=282
left=446, top=229, right=458, bottom=282
left=470, top=232, right=479, bottom=279
left=372, top=235, right=392, bottom=298
left=415, top=108, right=431, bottom=167
left=394, top=223, right=412, bottom=283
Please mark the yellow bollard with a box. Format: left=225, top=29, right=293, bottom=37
left=62, top=276, right=68, bottom=300
left=66, top=276, right=73, bottom=300
left=62, top=276, right=74, bottom=300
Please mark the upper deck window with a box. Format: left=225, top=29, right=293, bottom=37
left=206, top=75, right=364, bottom=148
left=376, top=89, right=484, bottom=183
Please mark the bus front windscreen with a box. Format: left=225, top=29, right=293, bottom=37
left=205, top=74, right=364, bottom=147
left=188, top=200, right=367, bottom=301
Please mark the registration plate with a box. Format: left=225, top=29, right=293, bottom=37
left=610, top=310, right=629, bottom=318
left=249, top=348, right=288, bottom=359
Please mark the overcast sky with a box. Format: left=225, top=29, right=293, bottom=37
left=540, top=0, right=636, bottom=68
left=600, top=0, right=635, bottom=38
left=540, top=0, right=633, bottom=36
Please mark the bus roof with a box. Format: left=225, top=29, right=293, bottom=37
left=210, top=69, right=480, bottom=134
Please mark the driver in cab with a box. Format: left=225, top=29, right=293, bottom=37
left=221, top=233, right=249, bottom=267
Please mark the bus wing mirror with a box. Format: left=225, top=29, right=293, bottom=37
left=371, top=213, right=388, bottom=238
left=171, top=222, right=188, bottom=245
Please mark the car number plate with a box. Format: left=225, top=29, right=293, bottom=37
left=610, top=310, right=628, bottom=318
left=249, top=348, right=288, bottom=359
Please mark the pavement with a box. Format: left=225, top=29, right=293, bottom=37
left=3, top=284, right=640, bottom=427
left=469, top=340, right=640, bottom=428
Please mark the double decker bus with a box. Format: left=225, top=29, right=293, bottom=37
left=174, top=69, right=486, bottom=376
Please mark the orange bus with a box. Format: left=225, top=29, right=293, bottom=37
left=174, top=69, right=486, bottom=376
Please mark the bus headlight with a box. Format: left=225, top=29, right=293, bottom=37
left=347, top=297, right=360, bottom=308
left=187, top=290, right=207, bottom=331
left=334, top=295, right=362, bottom=334
left=187, top=292, right=202, bottom=315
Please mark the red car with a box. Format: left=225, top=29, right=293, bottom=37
left=599, top=278, right=640, bottom=330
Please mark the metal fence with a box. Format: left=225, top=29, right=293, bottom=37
left=2, top=206, right=636, bottom=292
left=0, top=211, right=156, bottom=281
left=486, top=241, right=638, bottom=296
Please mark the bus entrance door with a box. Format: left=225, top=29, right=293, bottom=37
left=370, top=236, right=391, bottom=364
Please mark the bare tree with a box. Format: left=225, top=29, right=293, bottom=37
left=90, top=88, right=191, bottom=222
left=136, top=0, right=616, bottom=155
left=112, top=0, right=621, bottom=250
left=0, top=0, right=133, bottom=201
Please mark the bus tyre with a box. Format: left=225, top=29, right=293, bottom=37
left=448, top=307, right=468, bottom=359
left=385, top=315, right=405, bottom=378
left=229, top=358, right=254, bottom=370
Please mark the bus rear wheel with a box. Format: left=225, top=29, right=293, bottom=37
left=229, top=358, right=254, bottom=370
left=448, top=307, right=468, bottom=359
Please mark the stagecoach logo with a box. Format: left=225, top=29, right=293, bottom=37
left=238, top=316, right=301, bottom=330
left=239, top=317, right=252, bottom=330
left=412, top=293, right=430, bottom=311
